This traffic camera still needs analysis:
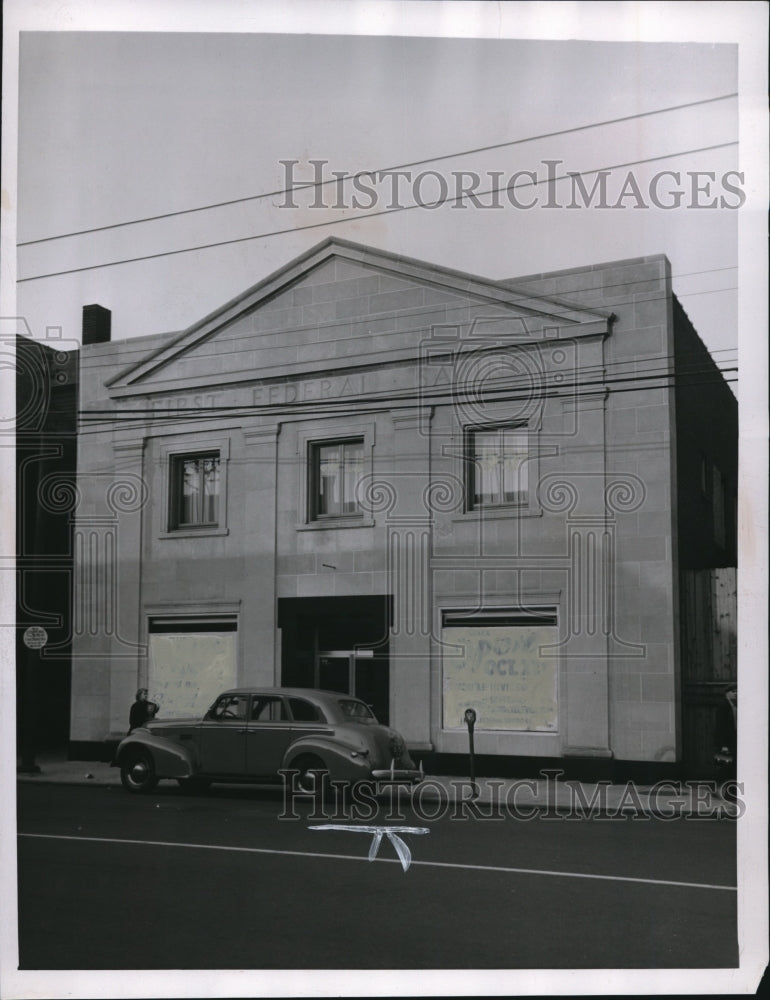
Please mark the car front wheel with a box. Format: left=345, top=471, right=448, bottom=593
left=120, top=750, right=159, bottom=794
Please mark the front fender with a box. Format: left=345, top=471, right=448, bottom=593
left=114, top=731, right=195, bottom=779
left=282, top=736, right=372, bottom=783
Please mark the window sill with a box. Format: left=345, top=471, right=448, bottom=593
left=159, top=526, right=230, bottom=539
left=439, top=726, right=559, bottom=736
left=297, top=517, right=375, bottom=532
left=453, top=506, right=542, bottom=522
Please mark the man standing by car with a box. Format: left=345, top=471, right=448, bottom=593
left=128, top=688, right=159, bottom=733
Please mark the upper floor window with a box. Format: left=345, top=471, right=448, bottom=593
left=467, top=424, right=529, bottom=509
left=169, top=452, right=220, bottom=529
left=310, top=438, right=364, bottom=519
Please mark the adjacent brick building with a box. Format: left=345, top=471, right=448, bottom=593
left=66, top=238, right=737, bottom=777
left=15, top=333, right=79, bottom=761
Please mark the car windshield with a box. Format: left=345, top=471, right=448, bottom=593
left=337, top=699, right=378, bottom=723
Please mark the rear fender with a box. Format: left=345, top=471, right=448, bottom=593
left=114, top=733, right=195, bottom=779
left=282, top=736, right=371, bottom=783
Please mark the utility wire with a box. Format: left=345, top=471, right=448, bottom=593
left=17, top=92, right=738, bottom=247
left=77, top=377, right=739, bottom=428
left=84, top=341, right=738, bottom=420
left=18, top=140, right=739, bottom=284
left=80, top=358, right=738, bottom=417
left=80, top=362, right=738, bottom=420
left=77, top=364, right=738, bottom=425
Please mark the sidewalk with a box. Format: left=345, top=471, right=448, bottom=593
left=17, top=755, right=738, bottom=816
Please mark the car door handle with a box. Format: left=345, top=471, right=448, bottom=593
left=237, top=728, right=249, bottom=734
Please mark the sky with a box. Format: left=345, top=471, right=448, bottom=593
left=13, top=26, right=745, bottom=376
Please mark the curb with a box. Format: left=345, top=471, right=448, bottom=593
left=17, top=765, right=738, bottom=817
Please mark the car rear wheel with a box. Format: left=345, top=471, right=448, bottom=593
left=120, top=750, right=159, bottom=794
left=293, top=754, right=328, bottom=795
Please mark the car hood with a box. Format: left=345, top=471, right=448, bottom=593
left=144, top=718, right=200, bottom=731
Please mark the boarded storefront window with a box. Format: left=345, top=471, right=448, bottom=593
left=442, top=613, right=558, bottom=731
left=148, top=623, right=237, bottom=719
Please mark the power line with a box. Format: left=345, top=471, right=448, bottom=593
left=77, top=378, right=739, bottom=429
left=77, top=364, right=738, bottom=425
left=17, top=92, right=738, bottom=248
left=677, top=286, right=737, bottom=298
left=80, top=358, right=738, bottom=420
left=17, top=140, right=739, bottom=284
left=80, top=360, right=738, bottom=418
left=83, top=328, right=737, bottom=422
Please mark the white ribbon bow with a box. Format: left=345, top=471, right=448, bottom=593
left=310, top=824, right=430, bottom=872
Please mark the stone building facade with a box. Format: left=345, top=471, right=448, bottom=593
left=68, top=238, right=737, bottom=776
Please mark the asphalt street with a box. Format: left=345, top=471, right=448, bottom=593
left=16, top=782, right=738, bottom=970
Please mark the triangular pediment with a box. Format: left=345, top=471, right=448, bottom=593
left=107, top=238, right=611, bottom=395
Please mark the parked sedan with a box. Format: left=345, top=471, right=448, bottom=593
left=112, top=687, right=423, bottom=794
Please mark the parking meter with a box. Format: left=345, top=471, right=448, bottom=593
left=464, top=708, right=479, bottom=799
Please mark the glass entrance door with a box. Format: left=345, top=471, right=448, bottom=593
left=315, top=649, right=388, bottom=720
left=317, top=653, right=352, bottom=695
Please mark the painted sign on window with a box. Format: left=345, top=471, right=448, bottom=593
left=148, top=632, right=237, bottom=719
left=442, top=624, right=558, bottom=731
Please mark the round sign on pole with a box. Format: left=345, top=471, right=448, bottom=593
left=23, top=626, right=48, bottom=649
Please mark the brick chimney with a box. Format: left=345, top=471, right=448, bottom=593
left=82, top=304, right=111, bottom=345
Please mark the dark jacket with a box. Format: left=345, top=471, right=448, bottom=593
left=128, top=700, right=158, bottom=733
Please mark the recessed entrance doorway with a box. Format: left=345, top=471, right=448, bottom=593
left=278, top=596, right=390, bottom=724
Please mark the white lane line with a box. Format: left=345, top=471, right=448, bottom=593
left=17, top=832, right=736, bottom=892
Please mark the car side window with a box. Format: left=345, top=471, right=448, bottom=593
left=251, top=696, right=289, bottom=722
left=288, top=698, right=324, bottom=722
left=208, top=694, right=248, bottom=721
